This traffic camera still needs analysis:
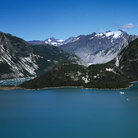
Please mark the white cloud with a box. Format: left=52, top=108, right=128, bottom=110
left=114, top=23, right=138, bottom=30
left=122, top=23, right=134, bottom=29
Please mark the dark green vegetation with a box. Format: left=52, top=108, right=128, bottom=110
left=87, top=63, right=131, bottom=89
left=20, top=63, right=88, bottom=89
left=20, top=62, right=130, bottom=89
left=0, top=32, right=85, bottom=80
left=118, top=38, right=138, bottom=81
left=20, top=38, right=138, bottom=89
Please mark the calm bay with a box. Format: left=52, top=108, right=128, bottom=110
left=0, top=83, right=138, bottom=138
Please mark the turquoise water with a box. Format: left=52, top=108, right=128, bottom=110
left=0, top=83, right=138, bottom=138
left=0, top=77, right=34, bottom=86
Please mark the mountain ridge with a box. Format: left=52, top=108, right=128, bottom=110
left=28, top=30, right=137, bottom=65
left=0, top=32, right=86, bottom=80
left=60, top=30, right=137, bottom=64
left=28, top=36, right=77, bottom=46
left=20, top=37, right=138, bottom=89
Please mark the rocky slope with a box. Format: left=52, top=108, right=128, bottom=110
left=20, top=37, right=138, bottom=89
left=60, top=30, right=137, bottom=64
left=114, top=37, right=138, bottom=81
left=0, top=32, right=86, bottom=80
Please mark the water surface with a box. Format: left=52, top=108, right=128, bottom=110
left=0, top=83, right=138, bottom=138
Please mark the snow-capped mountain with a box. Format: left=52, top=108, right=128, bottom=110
left=20, top=37, right=138, bottom=90
left=44, top=37, right=64, bottom=46
left=60, top=30, right=137, bottom=65
left=0, top=32, right=86, bottom=80
left=28, top=37, right=76, bottom=46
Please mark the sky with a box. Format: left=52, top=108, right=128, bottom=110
left=0, top=0, right=138, bottom=41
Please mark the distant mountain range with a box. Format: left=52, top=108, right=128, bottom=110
left=1, top=29, right=138, bottom=88
left=60, top=30, right=137, bottom=64
left=28, top=30, right=137, bottom=65
left=20, top=37, right=138, bottom=89
left=0, top=32, right=86, bottom=80
left=28, top=37, right=77, bottom=46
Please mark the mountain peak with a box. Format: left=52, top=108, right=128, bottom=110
left=45, top=37, right=57, bottom=41
left=28, top=36, right=76, bottom=46
left=103, top=30, right=124, bottom=38
left=118, top=29, right=124, bottom=32
left=105, top=30, right=112, bottom=33
left=60, top=29, right=137, bottom=65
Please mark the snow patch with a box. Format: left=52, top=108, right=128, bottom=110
left=115, top=57, right=120, bottom=67
left=106, top=68, right=113, bottom=72
left=90, top=37, right=94, bottom=40
left=93, top=74, right=100, bottom=79
left=57, top=40, right=64, bottom=42
left=102, top=36, right=105, bottom=38
left=95, top=33, right=103, bottom=37
left=105, top=31, right=114, bottom=37
left=88, top=63, right=93, bottom=66
left=48, top=39, right=52, bottom=42
left=82, top=74, right=89, bottom=83
left=113, top=31, right=122, bottom=39
left=73, top=37, right=80, bottom=42
left=104, top=30, right=122, bottom=39
left=51, top=42, right=58, bottom=45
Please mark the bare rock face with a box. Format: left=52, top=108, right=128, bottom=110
left=60, top=30, right=137, bottom=64
left=0, top=32, right=86, bottom=80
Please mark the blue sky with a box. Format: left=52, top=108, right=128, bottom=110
left=1, top=0, right=138, bottom=41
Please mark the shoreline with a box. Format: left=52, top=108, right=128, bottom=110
left=25, top=82, right=134, bottom=91
left=0, top=81, right=135, bottom=91
left=16, top=84, right=133, bottom=91
left=0, top=86, right=22, bottom=90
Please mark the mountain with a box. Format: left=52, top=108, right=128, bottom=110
left=27, top=40, right=45, bottom=45
left=0, top=32, right=86, bottom=80
left=28, top=30, right=137, bottom=65
left=114, top=37, right=138, bottom=81
left=60, top=30, right=137, bottom=65
left=19, top=62, right=130, bottom=90
left=19, top=63, right=88, bottom=89
left=28, top=37, right=76, bottom=46
left=20, top=37, right=138, bottom=89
